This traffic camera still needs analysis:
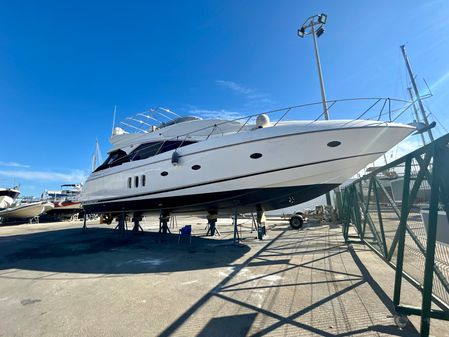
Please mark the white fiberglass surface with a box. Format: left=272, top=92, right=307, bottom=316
left=81, top=124, right=413, bottom=203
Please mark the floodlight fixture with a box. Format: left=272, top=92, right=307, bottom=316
left=318, top=13, right=327, bottom=24
left=297, top=27, right=305, bottom=38
left=316, top=27, right=325, bottom=38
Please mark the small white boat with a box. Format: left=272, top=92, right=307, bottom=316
left=0, top=201, right=54, bottom=221
left=0, top=187, right=20, bottom=209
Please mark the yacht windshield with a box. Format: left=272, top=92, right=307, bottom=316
left=94, top=150, right=129, bottom=172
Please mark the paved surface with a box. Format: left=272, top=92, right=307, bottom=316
left=0, top=217, right=441, bottom=336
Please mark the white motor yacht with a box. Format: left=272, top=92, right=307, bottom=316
left=81, top=101, right=416, bottom=217
left=41, top=184, right=83, bottom=220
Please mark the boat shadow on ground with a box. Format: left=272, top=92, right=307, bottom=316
left=0, top=226, right=250, bottom=275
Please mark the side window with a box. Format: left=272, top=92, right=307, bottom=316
left=128, top=141, right=197, bottom=162
left=160, top=140, right=196, bottom=153
left=128, top=177, right=132, bottom=188
left=159, top=141, right=182, bottom=153
left=142, top=175, right=146, bottom=187
left=134, top=176, right=139, bottom=188
left=129, top=143, right=161, bottom=161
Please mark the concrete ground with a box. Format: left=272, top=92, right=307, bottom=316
left=0, top=217, right=446, bottom=336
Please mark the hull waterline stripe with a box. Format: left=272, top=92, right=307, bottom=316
left=91, top=150, right=383, bottom=204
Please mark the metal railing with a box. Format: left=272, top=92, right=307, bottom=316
left=338, top=133, right=449, bottom=337
left=119, top=97, right=416, bottom=135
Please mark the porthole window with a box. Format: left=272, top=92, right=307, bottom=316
left=128, top=177, right=132, bottom=188
left=250, top=153, right=263, bottom=159
left=192, top=165, right=201, bottom=170
left=135, top=176, right=139, bottom=188
left=142, top=175, right=146, bottom=187
left=161, top=171, right=168, bottom=177
left=327, top=141, right=341, bottom=148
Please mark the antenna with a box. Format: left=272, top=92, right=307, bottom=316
left=111, top=105, right=117, bottom=135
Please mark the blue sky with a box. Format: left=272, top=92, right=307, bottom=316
left=1, top=0, right=449, bottom=196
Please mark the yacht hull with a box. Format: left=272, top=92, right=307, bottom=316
left=42, top=201, right=83, bottom=221
left=83, top=184, right=339, bottom=214
left=81, top=121, right=414, bottom=215
left=0, top=202, right=54, bottom=220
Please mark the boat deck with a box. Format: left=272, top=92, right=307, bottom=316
left=0, top=218, right=446, bottom=336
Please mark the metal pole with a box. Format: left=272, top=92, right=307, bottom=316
left=311, top=22, right=329, bottom=120
left=233, top=208, right=239, bottom=245
left=420, top=143, right=441, bottom=336
left=393, top=155, right=412, bottom=307
left=400, top=45, right=434, bottom=142
left=407, top=87, right=426, bottom=146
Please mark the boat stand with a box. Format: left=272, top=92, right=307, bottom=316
left=115, top=212, right=127, bottom=239
left=132, top=213, right=144, bottom=232
left=250, top=212, right=258, bottom=232
left=233, top=208, right=240, bottom=245
left=255, top=209, right=266, bottom=240
left=82, top=213, right=87, bottom=232
left=159, top=211, right=171, bottom=240
left=29, top=216, right=39, bottom=224
left=206, top=212, right=220, bottom=236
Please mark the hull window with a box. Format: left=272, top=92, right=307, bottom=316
left=128, top=177, right=132, bottom=188
left=135, top=176, right=139, bottom=188
left=250, top=153, right=263, bottom=159
left=192, top=165, right=201, bottom=170
left=161, top=171, right=168, bottom=177
left=327, top=141, right=341, bottom=147
left=142, top=175, right=146, bottom=186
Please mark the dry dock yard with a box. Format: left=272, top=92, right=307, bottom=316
left=0, top=217, right=447, bottom=337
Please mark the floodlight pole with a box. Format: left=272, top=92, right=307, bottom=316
left=299, top=14, right=331, bottom=206
left=310, top=21, right=329, bottom=120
